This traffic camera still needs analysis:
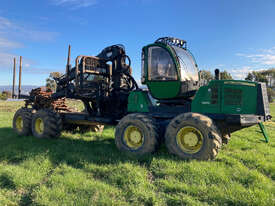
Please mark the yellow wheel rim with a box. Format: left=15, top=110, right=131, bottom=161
left=176, top=126, right=203, bottom=154
left=15, top=116, right=23, bottom=132
left=123, top=125, right=144, bottom=150
left=35, top=118, right=44, bottom=135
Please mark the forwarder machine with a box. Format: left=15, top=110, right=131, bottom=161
left=12, top=37, right=271, bottom=160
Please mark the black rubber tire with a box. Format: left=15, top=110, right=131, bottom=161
left=165, top=113, right=222, bottom=160
left=13, top=108, right=32, bottom=136
left=79, top=125, right=105, bottom=133
left=31, top=109, right=62, bottom=139
left=115, top=113, right=159, bottom=156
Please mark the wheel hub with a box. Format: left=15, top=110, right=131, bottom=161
left=184, top=132, right=198, bottom=147
left=35, top=118, right=44, bottom=134
left=130, top=131, right=142, bottom=143
left=176, top=126, right=203, bottom=154
left=123, top=125, right=144, bottom=149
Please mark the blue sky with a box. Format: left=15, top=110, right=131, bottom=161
left=0, top=0, right=275, bottom=85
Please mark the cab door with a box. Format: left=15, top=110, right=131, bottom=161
left=143, top=45, right=181, bottom=99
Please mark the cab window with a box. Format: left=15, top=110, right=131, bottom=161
left=148, top=46, right=177, bottom=81
left=141, top=51, right=145, bottom=84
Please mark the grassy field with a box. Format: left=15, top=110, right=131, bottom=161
left=0, top=101, right=274, bottom=206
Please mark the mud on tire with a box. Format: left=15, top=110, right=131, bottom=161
left=31, top=109, right=62, bottom=138
left=221, top=134, right=231, bottom=145
left=115, top=113, right=159, bottom=156
left=13, top=108, right=32, bottom=136
left=215, top=121, right=231, bottom=145
left=165, top=112, right=222, bottom=160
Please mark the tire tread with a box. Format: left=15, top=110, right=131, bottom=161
left=165, top=112, right=222, bottom=160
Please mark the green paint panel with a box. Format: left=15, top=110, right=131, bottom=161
left=192, top=80, right=258, bottom=114
left=191, top=84, right=221, bottom=113
left=127, top=91, right=151, bottom=113
left=146, top=81, right=181, bottom=99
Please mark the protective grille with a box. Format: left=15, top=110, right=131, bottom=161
left=211, top=87, right=218, bottom=104
left=259, top=83, right=270, bottom=117
left=224, top=88, right=242, bottom=105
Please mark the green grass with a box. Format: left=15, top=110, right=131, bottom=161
left=0, top=101, right=274, bottom=206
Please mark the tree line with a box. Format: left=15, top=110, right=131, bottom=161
left=200, top=70, right=233, bottom=83
left=245, top=68, right=275, bottom=88
left=245, top=68, right=275, bottom=102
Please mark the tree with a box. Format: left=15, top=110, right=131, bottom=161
left=46, top=72, right=62, bottom=92
left=46, top=78, right=56, bottom=92
left=267, top=88, right=275, bottom=103
left=0, top=91, right=11, bottom=100
left=253, top=71, right=268, bottom=83
left=245, top=72, right=253, bottom=81
left=2, top=91, right=12, bottom=98
left=220, top=70, right=233, bottom=80
left=245, top=68, right=275, bottom=86
left=200, top=70, right=214, bottom=84
left=244, top=68, right=275, bottom=103
left=261, top=68, right=275, bottom=88
left=50, top=72, right=62, bottom=79
left=0, top=93, right=6, bottom=100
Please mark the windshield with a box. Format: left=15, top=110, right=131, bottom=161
left=148, top=46, right=177, bottom=81
left=171, top=46, right=199, bottom=81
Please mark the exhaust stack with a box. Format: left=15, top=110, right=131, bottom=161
left=66, top=45, right=71, bottom=78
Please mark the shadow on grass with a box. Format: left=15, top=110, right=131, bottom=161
left=0, top=127, right=175, bottom=170
left=0, top=173, right=16, bottom=190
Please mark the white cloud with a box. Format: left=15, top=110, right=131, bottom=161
left=230, top=66, right=253, bottom=80
left=0, top=52, right=34, bottom=71
left=24, top=63, right=30, bottom=68
left=203, top=47, right=275, bottom=80
left=228, top=66, right=269, bottom=80
left=0, top=52, right=17, bottom=68
left=52, top=0, right=97, bottom=9
left=236, top=47, right=275, bottom=66
left=230, top=47, right=275, bottom=79
left=0, top=37, right=23, bottom=49
left=0, top=17, right=12, bottom=30
left=0, top=16, right=58, bottom=42
left=0, top=16, right=59, bottom=74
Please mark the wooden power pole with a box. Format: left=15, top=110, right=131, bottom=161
left=18, top=56, right=22, bottom=98
left=12, top=58, right=16, bottom=98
